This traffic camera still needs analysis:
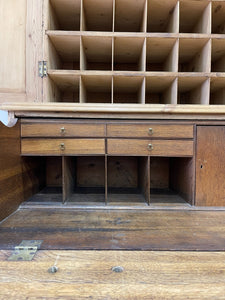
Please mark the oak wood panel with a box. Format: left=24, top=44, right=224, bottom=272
left=21, top=123, right=105, bottom=137
left=196, top=126, right=225, bottom=206
left=107, top=124, right=194, bottom=138
left=1, top=250, right=225, bottom=300
left=62, top=157, right=74, bottom=203
left=1, top=208, right=225, bottom=251
left=107, top=139, right=193, bottom=156
left=21, top=138, right=105, bottom=155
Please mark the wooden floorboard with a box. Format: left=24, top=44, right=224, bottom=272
left=1, top=208, right=225, bottom=250
left=0, top=250, right=225, bottom=299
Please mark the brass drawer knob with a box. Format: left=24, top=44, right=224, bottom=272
left=60, top=127, right=66, bottom=134
left=148, top=144, right=153, bottom=151
left=60, top=143, right=65, bottom=151
left=148, top=128, right=154, bottom=135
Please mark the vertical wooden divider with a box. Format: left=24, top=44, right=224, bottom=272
left=80, top=0, right=86, bottom=31
left=168, top=1, right=179, bottom=33
left=194, top=2, right=211, bottom=34
left=105, top=155, right=108, bottom=205
left=112, top=0, right=115, bottom=32
left=200, top=78, right=210, bottom=105
left=141, top=0, right=147, bottom=33
left=139, top=156, right=150, bottom=205
left=139, top=77, right=146, bottom=104
left=62, top=156, right=75, bottom=204
left=165, top=39, right=179, bottom=72
left=164, top=78, right=178, bottom=105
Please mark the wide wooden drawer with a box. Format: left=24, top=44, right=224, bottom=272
left=21, top=123, right=105, bottom=137
left=21, top=139, right=105, bottom=155
left=107, top=139, right=194, bottom=156
left=107, top=124, right=194, bottom=138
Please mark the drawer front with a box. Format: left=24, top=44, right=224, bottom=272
left=107, top=124, right=194, bottom=138
left=21, top=123, right=105, bottom=137
left=21, top=139, right=105, bottom=155
left=107, top=139, right=194, bottom=156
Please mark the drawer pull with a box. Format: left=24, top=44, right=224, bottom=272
left=148, top=128, right=154, bottom=135
left=148, top=144, right=154, bottom=151
left=60, top=127, right=66, bottom=134
left=60, top=143, right=65, bottom=151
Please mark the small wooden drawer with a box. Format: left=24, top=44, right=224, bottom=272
left=21, top=139, right=105, bottom=155
left=107, top=124, right=194, bottom=138
left=107, top=139, right=194, bottom=156
left=21, top=123, right=105, bottom=137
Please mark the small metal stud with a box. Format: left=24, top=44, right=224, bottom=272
left=112, top=266, right=124, bottom=273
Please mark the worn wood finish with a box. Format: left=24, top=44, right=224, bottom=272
left=62, top=157, right=74, bottom=203
left=21, top=138, right=105, bottom=155
left=1, top=250, right=225, bottom=300
left=107, top=139, right=193, bottom=156
left=107, top=124, right=193, bottom=138
left=196, top=126, right=225, bottom=206
left=1, top=208, right=225, bottom=250
left=21, top=122, right=105, bottom=137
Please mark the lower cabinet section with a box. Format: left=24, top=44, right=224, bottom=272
left=24, top=155, right=194, bottom=208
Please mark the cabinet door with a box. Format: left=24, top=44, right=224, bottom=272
left=0, top=0, right=43, bottom=103
left=196, top=126, right=225, bottom=206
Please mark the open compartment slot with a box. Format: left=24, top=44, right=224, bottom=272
left=81, top=36, right=112, bottom=71
left=179, top=0, right=211, bottom=34
left=48, top=34, right=80, bottom=70
left=114, top=37, right=145, bottom=71
left=47, top=72, right=80, bottom=102
left=210, top=77, right=225, bottom=105
left=81, top=0, right=113, bottom=31
left=146, top=37, right=178, bottom=72
left=107, top=157, right=150, bottom=206
left=178, top=77, right=210, bottom=105
left=179, top=38, right=211, bottom=72
left=113, top=76, right=145, bottom=104
left=49, top=0, right=81, bottom=30
left=146, top=76, right=177, bottom=104
left=80, top=75, right=112, bottom=103
left=150, top=157, right=194, bottom=207
left=211, top=39, right=225, bottom=72
left=147, top=0, right=179, bottom=33
left=212, top=1, right=225, bottom=34
left=64, top=156, right=106, bottom=205
left=114, top=0, right=147, bottom=32
left=24, top=157, right=63, bottom=204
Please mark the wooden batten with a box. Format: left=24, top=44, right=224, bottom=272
left=63, top=156, right=75, bottom=203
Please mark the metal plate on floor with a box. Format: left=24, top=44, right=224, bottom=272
left=8, top=240, right=43, bottom=261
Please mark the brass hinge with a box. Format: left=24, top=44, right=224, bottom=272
left=8, top=240, right=43, bottom=261
left=38, top=61, right=47, bottom=78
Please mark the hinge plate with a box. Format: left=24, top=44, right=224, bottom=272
left=8, top=240, right=43, bottom=261
left=38, top=61, right=47, bottom=78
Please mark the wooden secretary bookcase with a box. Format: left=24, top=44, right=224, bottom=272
left=0, top=0, right=225, bottom=222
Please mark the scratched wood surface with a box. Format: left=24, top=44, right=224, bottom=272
left=1, top=208, right=225, bottom=251
left=0, top=250, right=225, bottom=299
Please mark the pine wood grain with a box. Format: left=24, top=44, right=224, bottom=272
left=0, top=250, right=225, bottom=299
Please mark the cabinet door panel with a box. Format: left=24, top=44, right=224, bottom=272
left=196, top=126, right=225, bottom=206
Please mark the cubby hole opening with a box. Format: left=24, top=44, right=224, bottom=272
left=146, top=38, right=178, bottom=72
left=145, top=76, right=177, bottom=104
left=47, top=73, right=80, bottom=103
left=113, top=76, right=145, bottom=104
left=48, top=35, right=80, bottom=70
left=80, top=75, right=112, bottom=103
left=81, top=36, right=112, bottom=71
left=150, top=157, right=193, bottom=206
left=147, top=0, right=179, bottom=33
left=179, top=0, right=211, bottom=34
left=178, top=77, right=210, bottom=105
left=212, top=1, right=225, bottom=34
left=65, top=156, right=106, bottom=205
left=49, top=0, right=81, bottom=30
left=211, top=39, right=225, bottom=72
left=114, top=0, right=147, bottom=32
left=81, top=0, right=113, bottom=31
left=114, top=37, right=145, bottom=71
left=210, top=77, right=225, bottom=105
left=179, top=38, right=211, bottom=72
left=24, top=157, right=63, bottom=204
left=107, top=156, right=149, bottom=206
